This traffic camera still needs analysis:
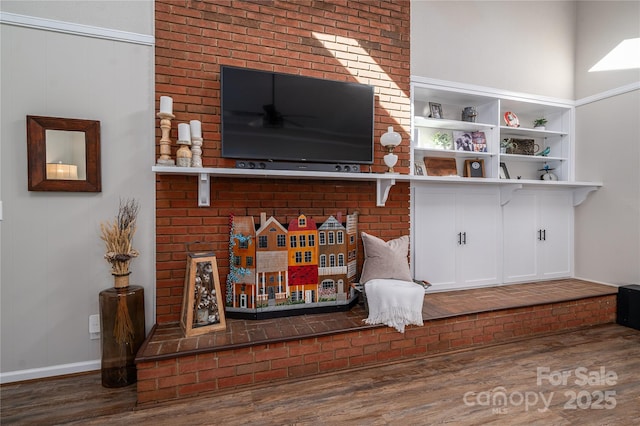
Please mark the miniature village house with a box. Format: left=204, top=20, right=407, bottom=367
left=227, top=212, right=359, bottom=318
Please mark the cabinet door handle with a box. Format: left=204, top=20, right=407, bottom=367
left=538, top=229, right=542, bottom=241
left=457, top=232, right=462, bottom=245
left=462, top=232, right=467, bottom=245
left=543, top=229, right=546, bottom=241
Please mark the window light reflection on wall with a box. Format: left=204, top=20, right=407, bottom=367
left=589, top=38, right=640, bottom=72
left=46, top=161, right=79, bottom=180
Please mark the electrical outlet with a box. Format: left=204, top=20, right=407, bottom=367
left=89, top=314, right=100, bottom=340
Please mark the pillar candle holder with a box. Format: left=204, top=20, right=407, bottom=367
left=176, top=140, right=192, bottom=168
left=156, top=112, right=176, bottom=166
left=191, top=136, right=203, bottom=168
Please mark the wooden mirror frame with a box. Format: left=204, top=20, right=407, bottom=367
left=27, top=115, right=101, bottom=192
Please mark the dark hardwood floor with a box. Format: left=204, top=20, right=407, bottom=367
left=2, top=324, right=639, bottom=425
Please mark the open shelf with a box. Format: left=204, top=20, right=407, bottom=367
left=152, top=166, right=411, bottom=207
left=500, top=126, right=569, bottom=138
left=414, top=116, right=494, bottom=132
left=152, top=166, right=601, bottom=207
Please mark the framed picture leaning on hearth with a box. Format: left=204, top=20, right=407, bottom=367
left=181, top=251, right=226, bottom=337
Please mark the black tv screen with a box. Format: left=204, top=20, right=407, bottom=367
left=221, top=66, right=374, bottom=165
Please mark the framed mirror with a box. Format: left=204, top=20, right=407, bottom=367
left=27, top=115, right=101, bottom=192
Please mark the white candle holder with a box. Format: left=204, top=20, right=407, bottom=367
left=176, top=139, right=192, bottom=167
left=176, top=123, right=192, bottom=167
left=156, top=112, right=176, bottom=166
left=191, top=136, right=203, bottom=168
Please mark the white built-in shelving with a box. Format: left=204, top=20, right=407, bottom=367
left=409, top=77, right=602, bottom=292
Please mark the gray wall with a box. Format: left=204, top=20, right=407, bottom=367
left=0, top=1, right=155, bottom=381
left=573, top=1, right=640, bottom=285
left=411, top=1, right=577, bottom=99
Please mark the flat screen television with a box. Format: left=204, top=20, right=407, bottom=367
left=221, top=66, right=374, bottom=167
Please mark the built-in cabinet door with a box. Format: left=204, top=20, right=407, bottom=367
left=457, top=189, right=501, bottom=287
left=503, top=192, right=538, bottom=283
left=413, top=185, right=500, bottom=290
left=503, top=190, right=573, bottom=283
left=414, top=190, right=458, bottom=287
left=538, top=192, right=573, bottom=279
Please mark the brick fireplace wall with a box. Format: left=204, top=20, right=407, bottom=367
left=154, top=0, right=412, bottom=323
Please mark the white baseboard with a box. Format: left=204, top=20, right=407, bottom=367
left=0, top=360, right=100, bottom=385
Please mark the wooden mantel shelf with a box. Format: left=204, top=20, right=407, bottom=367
left=152, top=166, right=602, bottom=207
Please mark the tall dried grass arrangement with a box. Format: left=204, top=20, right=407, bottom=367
left=100, top=199, right=140, bottom=276
left=100, top=198, right=140, bottom=349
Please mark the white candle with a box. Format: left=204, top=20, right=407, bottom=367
left=159, top=96, right=173, bottom=114
left=178, top=123, right=191, bottom=142
left=190, top=120, right=202, bottom=138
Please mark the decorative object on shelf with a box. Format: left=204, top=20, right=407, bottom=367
left=508, top=138, right=537, bottom=155
left=176, top=123, right=193, bottom=167
left=535, top=146, right=551, bottom=157
left=504, top=111, right=520, bottom=127
left=453, top=131, right=473, bottom=151
left=539, top=164, right=558, bottom=181
left=500, top=138, right=516, bottom=154
left=499, top=162, right=511, bottom=179
left=428, top=102, right=443, bottom=119
left=425, top=157, right=458, bottom=177
left=156, top=96, right=175, bottom=166
left=432, top=131, right=452, bottom=150
left=26, top=115, right=101, bottom=192
left=414, top=158, right=426, bottom=175
left=380, top=126, right=401, bottom=173
left=463, top=158, right=485, bottom=178
left=461, top=106, right=477, bottom=122
left=180, top=245, right=226, bottom=337
left=471, top=131, right=487, bottom=152
left=190, top=120, right=203, bottom=168
left=533, top=118, right=548, bottom=130
left=99, top=198, right=145, bottom=388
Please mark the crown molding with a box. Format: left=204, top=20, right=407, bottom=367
left=575, top=81, right=640, bottom=107
left=0, top=11, right=154, bottom=46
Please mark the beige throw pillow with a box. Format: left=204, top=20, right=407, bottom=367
left=359, top=232, right=412, bottom=284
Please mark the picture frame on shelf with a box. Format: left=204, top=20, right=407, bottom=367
left=463, top=159, right=485, bottom=178
left=414, top=158, right=425, bottom=176
left=453, top=131, right=473, bottom=151
left=429, top=102, right=443, bottom=119
left=180, top=252, right=226, bottom=337
left=499, top=162, right=511, bottom=179
left=471, top=131, right=487, bottom=152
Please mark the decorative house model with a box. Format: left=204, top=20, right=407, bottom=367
left=226, top=212, right=359, bottom=319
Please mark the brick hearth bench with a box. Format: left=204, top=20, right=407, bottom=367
left=135, top=279, right=617, bottom=405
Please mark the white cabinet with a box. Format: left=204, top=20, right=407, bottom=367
left=412, top=185, right=501, bottom=290
left=503, top=190, right=573, bottom=283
